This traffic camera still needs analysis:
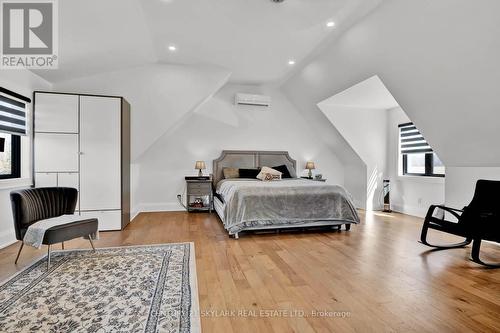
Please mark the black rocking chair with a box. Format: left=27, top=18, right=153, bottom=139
left=420, top=179, right=500, bottom=267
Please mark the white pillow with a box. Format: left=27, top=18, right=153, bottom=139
left=257, top=166, right=282, bottom=181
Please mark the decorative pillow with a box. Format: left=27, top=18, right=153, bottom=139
left=239, top=168, right=261, bottom=179
left=257, top=166, right=282, bottom=181
left=223, top=167, right=239, bottom=179
left=263, top=173, right=282, bottom=181
left=272, top=165, right=292, bottom=178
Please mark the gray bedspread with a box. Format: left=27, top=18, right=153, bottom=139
left=216, top=179, right=360, bottom=234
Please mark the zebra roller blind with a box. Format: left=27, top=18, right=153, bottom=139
left=0, top=88, right=29, bottom=136
left=399, top=122, right=433, bottom=154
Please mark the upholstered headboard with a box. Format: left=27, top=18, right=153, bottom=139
left=212, top=150, right=297, bottom=185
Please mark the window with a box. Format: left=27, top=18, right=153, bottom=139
left=0, top=133, right=21, bottom=179
left=0, top=87, right=30, bottom=180
left=399, top=122, right=444, bottom=177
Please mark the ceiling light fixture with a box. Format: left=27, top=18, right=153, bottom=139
left=326, top=21, right=335, bottom=28
left=288, top=60, right=295, bottom=65
left=168, top=45, right=177, bottom=52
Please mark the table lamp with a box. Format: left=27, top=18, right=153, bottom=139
left=195, top=161, right=206, bottom=177
left=305, top=161, right=315, bottom=179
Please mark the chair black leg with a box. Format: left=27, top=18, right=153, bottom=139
left=61, top=241, right=65, bottom=250
left=47, top=245, right=51, bottom=271
left=471, top=239, right=500, bottom=268
left=14, top=242, right=24, bottom=264
left=420, top=222, right=472, bottom=249
left=88, top=235, right=96, bottom=252
left=345, top=223, right=351, bottom=231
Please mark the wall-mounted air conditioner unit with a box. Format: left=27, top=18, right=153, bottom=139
left=235, top=93, right=271, bottom=107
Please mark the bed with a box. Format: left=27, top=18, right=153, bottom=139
left=212, top=150, right=360, bottom=238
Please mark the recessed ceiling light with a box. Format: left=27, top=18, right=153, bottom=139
left=168, top=45, right=177, bottom=52
left=288, top=60, right=295, bottom=65
left=326, top=21, right=335, bottom=28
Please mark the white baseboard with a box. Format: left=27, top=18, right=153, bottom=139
left=138, top=202, right=185, bottom=213
left=124, top=202, right=187, bottom=225
left=130, top=209, right=140, bottom=222
left=391, top=204, right=426, bottom=218
left=0, top=230, right=17, bottom=250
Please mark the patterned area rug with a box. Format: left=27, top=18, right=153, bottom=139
left=0, top=243, right=200, bottom=333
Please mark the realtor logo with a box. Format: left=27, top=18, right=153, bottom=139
left=1, top=0, right=58, bottom=69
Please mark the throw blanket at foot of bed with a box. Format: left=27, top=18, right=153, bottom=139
left=216, top=179, right=360, bottom=234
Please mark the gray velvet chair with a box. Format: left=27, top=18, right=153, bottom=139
left=10, top=187, right=98, bottom=269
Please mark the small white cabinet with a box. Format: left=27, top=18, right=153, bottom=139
left=34, top=92, right=130, bottom=231
left=34, top=93, right=79, bottom=133
left=35, top=173, right=57, bottom=187
left=35, top=172, right=78, bottom=188
left=34, top=133, right=79, bottom=172
left=57, top=172, right=79, bottom=188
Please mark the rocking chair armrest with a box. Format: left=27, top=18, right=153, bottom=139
left=435, top=205, right=464, bottom=213
left=425, top=205, right=463, bottom=221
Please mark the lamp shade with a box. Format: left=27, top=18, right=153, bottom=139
left=305, top=161, right=315, bottom=170
left=195, top=161, right=206, bottom=170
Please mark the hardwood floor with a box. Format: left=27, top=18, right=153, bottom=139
left=1, top=211, right=499, bottom=332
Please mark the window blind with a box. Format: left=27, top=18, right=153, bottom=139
left=398, top=122, right=433, bottom=154
left=0, top=88, right=29, bottom=136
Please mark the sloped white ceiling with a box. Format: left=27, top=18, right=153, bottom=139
left=318, top=75, right=398, bottom=110
left=33, top=0, right=156, bottom=82
left=283, top=0, right=500, bottom=167
left=141, top=0, right=380, bottom=82
left=33, top=0, right=382, bottom=84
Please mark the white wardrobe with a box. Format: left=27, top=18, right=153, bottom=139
left=33, top=92, right=131, bottom=231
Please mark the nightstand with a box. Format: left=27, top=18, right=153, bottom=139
left=185, top=177, right=213, bottom=212
left=300, top=177, right=327, bottom=182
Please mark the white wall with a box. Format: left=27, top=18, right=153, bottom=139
left=280, top=81, right=365, bottom=207
left=445, top=167, right=500, bottom=209
left=137, top=83, right=345, bottom=212
left=387, top=107, right=445, bottom=217
left=282, top=0, right=500, bottom=213
left=320, top=106, right=387, bottom=210
left=0, top=69, right=52, bottom=248
left=55, top=65, right=345, bottom=214
left=316, top=104, right=446, bottom=216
